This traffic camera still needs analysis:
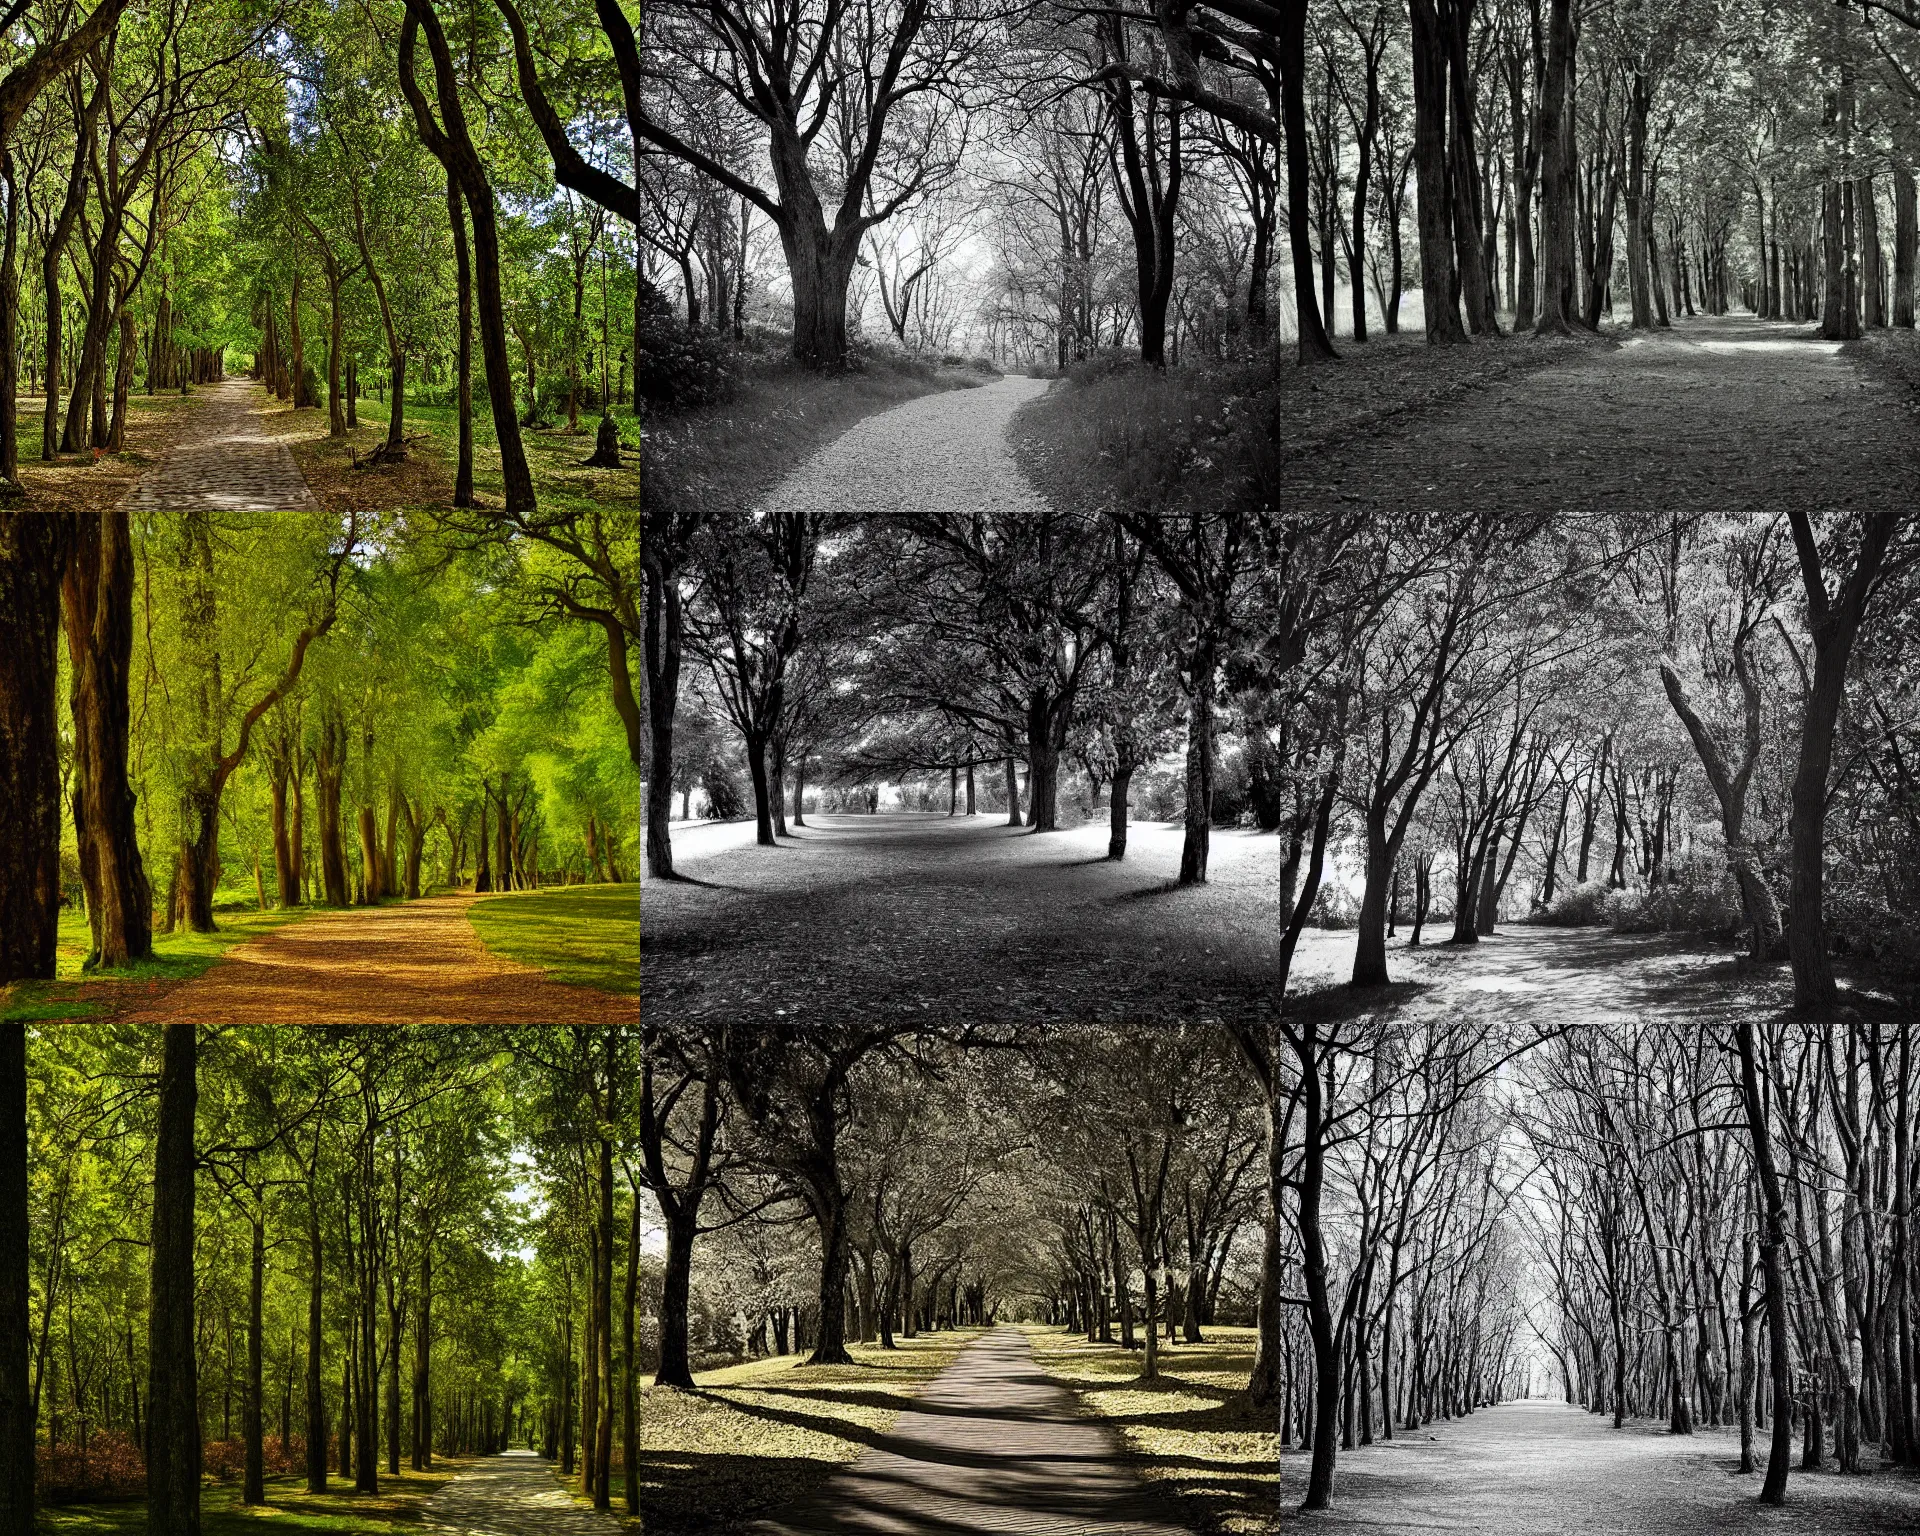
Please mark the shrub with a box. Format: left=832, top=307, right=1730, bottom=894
left=1065, top=346, right=1141, bottom=386
left=702, top=760, right=746, bottom=820
left=637, top=289, right=736, bottom=412
left=1312, top=883, right=1360, bottom=929
left=1538, top=880, right=1613, bottom=927
left=1606, top=865, right=1743, bottom=940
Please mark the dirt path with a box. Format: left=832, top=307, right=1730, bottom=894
left=120, top=894, right=637, bottom=1024
left=745, top=1327, right=1190, bottom=1536
left=122, top=376, right=321, bottom=511
left=1310, top=1398, right=1920, bottom=1533
left=1282, top=314, right=1920, bottom=522
left=425, top=1450, right=622, bottom=1535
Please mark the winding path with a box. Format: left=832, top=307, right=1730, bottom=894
left=425, top=1449, right=623, bottom=1535
left=122, top=376, right=320, bottom=511
left=119, top=894, right=637, bottom=1024
left=745, top=1326, right=1191, bottom=1536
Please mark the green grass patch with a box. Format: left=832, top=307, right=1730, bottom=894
left=1024, top=1323, right=1279, bottom=1535
left=468, top=883, right=637, bottom=994
left=55, top=902, right=314, bottom=982
left=42, top=1462, right=467, bottom=1533
left=641, top=1329, right=985, bottom=1536
left=1, top=904, right=318, bottom=1021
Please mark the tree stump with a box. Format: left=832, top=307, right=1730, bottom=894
left=584, top=414, right=622, bottom=468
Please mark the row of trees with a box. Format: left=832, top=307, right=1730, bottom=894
left=638, top=0, right=1920, bottom=371
left=0, top=1025, right=637, bottom=1534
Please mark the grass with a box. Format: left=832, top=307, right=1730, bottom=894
left=41, top=1462, right=468, bottom=1533
left=644, top=349, right=993, bottom=528
left=1024, top=1323, right=1279, bottom=1536
left=639, top=1328, right=986, bottom=1536
left=468, top=882, right=637, bottom=994
left=0, top=904, right=316, bottom=1022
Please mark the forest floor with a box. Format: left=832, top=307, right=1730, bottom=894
left=1305, top=1398, right=1920, bottom=1533
left=1026, top=1325, right=1277, bottom=1536
left=40, top=1461, right=473, bottom=1533
left=421, top=1449, right=623, bottom=1534
left=1276, top=312, right=1920, bottom=531
left=646, top=813, right=1354, bottom=1024
left=108, top=892, right=637, bottom=1023
left=641, top=1328, right=989, bottom=1535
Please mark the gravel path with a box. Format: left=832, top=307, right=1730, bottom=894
left=746, top=1327, right=1191, bottom=1536
left=1312, top=1398, right=1920, bottom=1533
left=758, top=372, right=1051, bottom=526
left=118, top=894, right=638, bottom=1024
left=426, top=1450, right=622, bottom=1535
left=121, top=376, right=321, bottom=511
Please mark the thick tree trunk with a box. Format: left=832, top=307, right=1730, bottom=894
left=61, top=512, right=152, bottom=967
left=623, top=1186, right=640, bottom=1514
left=147, top=1026, right=200, bottom=1535
left=1534, top=0, right=1577, bottom=335
left=1108, top=764, right=1133, bottom=860
left=643, top=564, right=680, bottom=877
left=0, top=514, right=65, bottom=985
left=0, top=153, right=19, bottom=486
left=1004, top=755, right=1023, bottom=828
left=1409, top=0, right=1464, bottom=344
left=1178, top=639, right=1216, bottom=885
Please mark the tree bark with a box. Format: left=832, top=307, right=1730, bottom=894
left=1894, top=165, right=1916, bottom=329
left=147, top=1026, right=200, bottom=1536
left=399, top=1, right=535, bottom=511
left=244, top=1212, right=264, bottom=1504
left=0, top=1026, right=30, bottom=1536
left=448, top=172, right=475, bottom=505
left=0, top=514, right=65, bottom=985
left=61, top=512, right=152, bottom=967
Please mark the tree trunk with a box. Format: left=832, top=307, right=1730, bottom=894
left=244, top=1212, right=265, bottom=1504
left=60, top=512, right=152, bottom=967
left=1534, top=0, right=1577, bottom=335
left=1178, top=638, right=1215, bottom=885
left=0, top=1026, right=31, bottom=1536
left=1279, top=12, right=1338, bottom=362
left=448, top=174, right=475, bottom=505
left=1409, top=0, right=1464, bottom=344
left=398, top=0, right=535, bottom=511
left=623, top=1181, right=640, bottom=1513
left=147, top=1026, right=200, bottom=1535
left=411, top=1243, right=430, bottom=1470
left=0, top=514, right=65, bottom=985
left=1894, top=165, right=1916, bottom=329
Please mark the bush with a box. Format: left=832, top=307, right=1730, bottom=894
left=1312, top=883, right=1360, bottom=929
left=1609, top=869, right=1742, bottom=939
left=702, top=760, right=746, bottom=820
left=637, top=288, right=736, bottom=412
left=1538, top=879, right=1614, bottom=927
left=1065, top=346, right=1142, bottom=386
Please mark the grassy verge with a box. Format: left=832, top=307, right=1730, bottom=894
left=0, top=905, right=316, bottom=1022
left=1013, top=330, right=1601, bottom=526
left=41, top=1462, right=467, bottom=1533
left=468, top=882, right=637, bottom=994
left=1024, top=1323, right=1279, bottom=1536
left=645, top=350, right=995, bottom=526
left=640, top=1328, right=986, bottom=1536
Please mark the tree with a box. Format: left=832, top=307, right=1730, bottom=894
left=638, top=0, right=983, bottom=369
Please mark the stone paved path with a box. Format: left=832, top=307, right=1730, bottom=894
left=122, top=376, right=320, bottom=511
left=747, top=1327, right=1192, bottom=1535
left=426, top=1450, right=622, bottom=1535
left=117, top=894, right=637, bottom=1024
